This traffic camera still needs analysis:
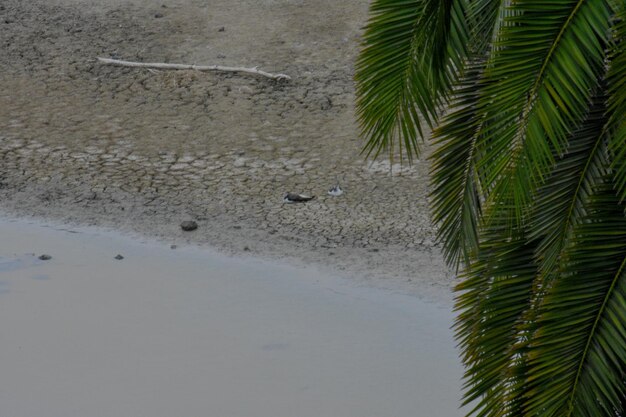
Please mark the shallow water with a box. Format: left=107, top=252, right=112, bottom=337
left=0, top=217, right=463, bottom=417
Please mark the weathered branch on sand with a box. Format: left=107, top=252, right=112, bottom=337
left=96, top=57, right=291, bottom=81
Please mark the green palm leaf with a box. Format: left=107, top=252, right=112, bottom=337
left=466, top=0, right=509, bottom=55
left=430, top=62, right=486, bottom=267
left=530, top=93, right=610, bottom=274
left=478, top=0, right=612, bottom=224
left=354, top=0, right=469, bottom=162
left=355, top=1, right=626, bottom=415
left=608, top=7, right=626, bottom=203
left=525, top=186, right=626, bottom=417
left=455, top=228, right=538, bottom=417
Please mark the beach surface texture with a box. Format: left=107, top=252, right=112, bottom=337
left=0, top=1, right=463, bottom=415
left=0, top=0, right=451, bottom=297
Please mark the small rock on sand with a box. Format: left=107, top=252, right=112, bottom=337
left=114, top=254, right=124, bottom=260
left=38, top=254, right=52, bottom=261
left=180, top=220, right=198, bottom=231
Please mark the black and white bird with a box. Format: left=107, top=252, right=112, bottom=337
left=327, top=184, right=343, bottom=197
left=283, top=192, right=315, bottom=203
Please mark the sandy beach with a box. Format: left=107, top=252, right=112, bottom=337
left=0, top=0, right=452, bottom=296
left=1, top=1, right=462, bottom=415
left=0, top=217, right=463, bottom=417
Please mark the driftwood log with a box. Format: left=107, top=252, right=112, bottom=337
left=96, top=57, right=291, bottom=81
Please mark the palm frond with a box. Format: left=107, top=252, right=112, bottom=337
left=354, top=0, right=470, bottom=162
left=455, top=225, right=538, bottom=417
left=608, top=7, right=626, bottom=203
left=530, top=92, right=610, bottom=274
left=477, top=0, right=613, bottom=225
left=466, top=0, right=508, bottom=55
left=430, top=62, right=486, bottom=268
left=524, top=185, right=626, bottom=417
left=355, top=2, right=626, bottom=416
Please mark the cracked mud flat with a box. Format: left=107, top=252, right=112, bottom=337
left=0, top=0, right=452, bottom=298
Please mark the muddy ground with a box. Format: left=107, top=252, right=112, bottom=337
left=0, top=0, right=451, bottom=297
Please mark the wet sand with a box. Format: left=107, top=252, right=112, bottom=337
left=0, top=217, right=463, bottom=417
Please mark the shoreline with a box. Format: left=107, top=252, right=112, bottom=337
left=0, top=207, right=454, bottom=303
left=0, top=0, right=454, bottom=301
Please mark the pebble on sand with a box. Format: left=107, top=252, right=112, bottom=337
left=180, top=220, right=198, bottom=231
left=38, top=254, right=52, bottom=261
left=114, top=254, right=124, bottom=260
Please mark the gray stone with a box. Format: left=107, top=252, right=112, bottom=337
left=180, top=220, right=198, bottom=231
